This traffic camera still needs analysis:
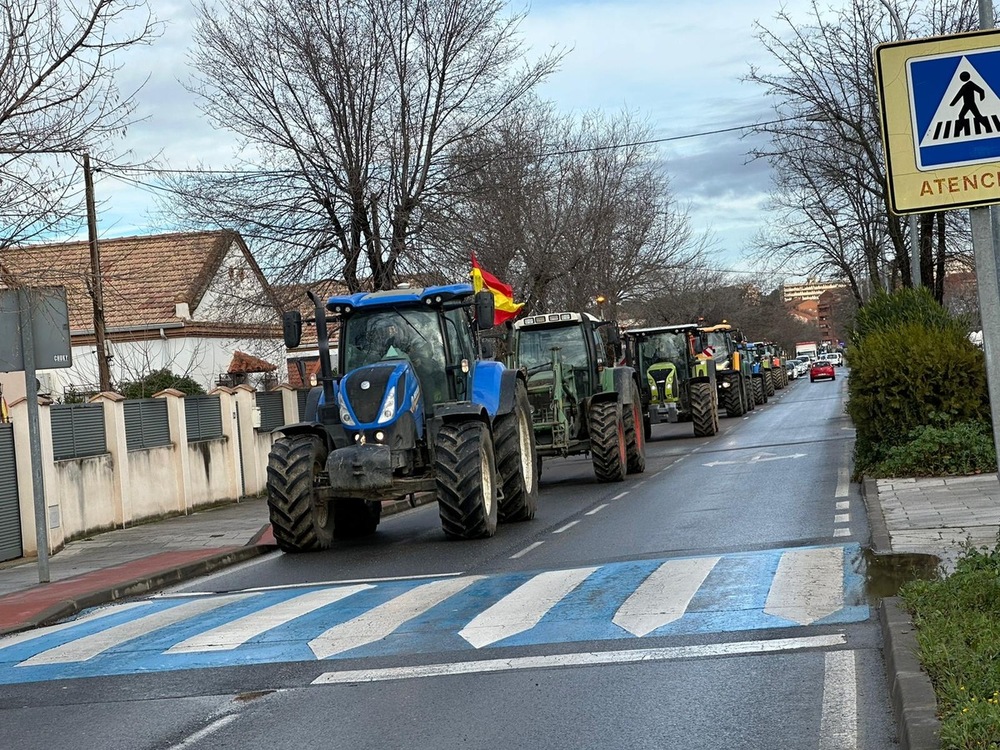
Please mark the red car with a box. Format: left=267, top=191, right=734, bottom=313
left=810, top=360, right=835, bottom=382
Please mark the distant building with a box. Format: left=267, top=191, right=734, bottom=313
left=782, top=279, right=848, bottom=303
left=788, top=299, right=818, bottom=326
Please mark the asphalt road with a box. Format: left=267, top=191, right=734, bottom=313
left=0, top=369, right=899, bottom=749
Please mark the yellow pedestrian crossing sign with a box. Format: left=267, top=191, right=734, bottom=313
left=876, top=28, right=1000, bottom=213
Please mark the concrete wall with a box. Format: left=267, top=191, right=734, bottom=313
left=7, top=384, right=298, bottom=557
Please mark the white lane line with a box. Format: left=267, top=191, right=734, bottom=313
left=312, top=633, right=847, bottom=685
left=674, top=456, right=686, bottom=463
left=585, top=504, right=609, bottom=516
left=836, top=501, right=850, bottom=511
left=459, top=567, right=598, bottom=648
left=511, top=541, right=544, bottom=559
left=764, top=547, right=845, bottom=625
left=19, top=595, right=257, bottom=666
left=308, top=576, right=483, bottom=659
left=0, top=601, right=149, bottom=650
left=820, top=650, right=858, bottom=749
left=612, top=492, right=629, bottom=500
left=164, top=714, right=241, bottom=750
left=552, top=520, right=580, bottom=534
left=833, top=528, right=851, bottom=538
left=167, top=586, right=373, bottom=653
left=612, top=557, right=720, bottom=637
left=835, top=467, right=850, bottom=498
left=834, top=513, right=850, bottom=524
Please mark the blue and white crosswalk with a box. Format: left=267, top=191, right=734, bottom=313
left=0, top=543, right=868, bottom=685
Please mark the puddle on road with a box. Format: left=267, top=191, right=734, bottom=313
left=862, top=548, right=941, bottom=601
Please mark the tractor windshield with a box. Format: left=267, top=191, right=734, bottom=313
left=638, top=332, right=686, bottom=373
left=342, top=308, right=447, bottom=397
left=516, top=325, right=589, bottom=371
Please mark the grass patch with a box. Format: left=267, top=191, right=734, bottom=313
left=900, top=540, right=1000, bottom=749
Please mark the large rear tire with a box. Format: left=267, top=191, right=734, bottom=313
left=266, top=434, right=334, bottom=552
left=435, top=421, right=499, bottom=539
left=764, top=370, right=775, bottom=397
left=691, top=382, right=718, bottom=437
left=495, top=382, right=539, bottom=523
left=334, top=498, right=381, bottom=539
left=752, top=376, right=765, bottom=405
left=721, top=374, right=745, bottom=417
left=623, top=382, right=647, bottom=474
left=744, top=377, right=755, bottom=410
left=590, top=400, right=627, bottom=482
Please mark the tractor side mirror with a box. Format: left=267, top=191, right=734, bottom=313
left=282, top=310, right=302, bottom=349
left=474, top=291, right=495, bottom=330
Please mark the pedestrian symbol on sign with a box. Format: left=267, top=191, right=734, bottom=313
left=910, top=49, right=1000, bottom=169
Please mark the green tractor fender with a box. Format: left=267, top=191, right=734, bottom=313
left=689, top=358, right=718, bottom=388
left=602, top=365, right=638, bottom=403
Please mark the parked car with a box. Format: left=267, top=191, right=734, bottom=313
left=785, top=359, right=799, bottom=379
left=822, top=352, right=844, bottom=367
left=810, top=360, right=836, bottom=382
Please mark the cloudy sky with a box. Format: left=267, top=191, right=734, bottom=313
left=94, top=0, right=817, bottom=278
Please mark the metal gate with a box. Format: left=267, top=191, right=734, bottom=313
left=0, top=423, right=22, bottom=562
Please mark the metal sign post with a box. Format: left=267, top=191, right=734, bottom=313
left=1, top=287, right=72, bottom=583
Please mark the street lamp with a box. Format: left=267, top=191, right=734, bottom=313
left=595, top=295, right=607, bottom=320
left=878, top=0, right=922, bottom=289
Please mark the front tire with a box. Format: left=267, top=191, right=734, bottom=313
left=722, top=374, right=745, bottom=417
left=691, top=381, right=718, bottom=437
left=334, top=498, right=381, bottom=539
left=590, top=400, right=627, bottom=482
left=495, top=382, right=539, bottom=523
left=435, top=421, right=499, bottom=539
left=623, top=382, right=647, bottom=474
left=764, top=370, right=775, bottom=397
left=266, top=434, right=334, bottom=552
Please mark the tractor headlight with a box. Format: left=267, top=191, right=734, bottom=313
left=377, top=387, right=397, bottom=424
left=340, top=403, right=356, bottom=426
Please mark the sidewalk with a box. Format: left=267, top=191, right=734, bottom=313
left=0, top=494, right=429, bottom=636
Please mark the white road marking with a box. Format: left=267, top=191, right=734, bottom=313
left=834, top=513, right=850, bottom=524
left=167, top=586, right=373, bottom=653
left=459, top=567, right=598, bottom=648
left=612, top=492, right=629, bottom=500
left=833, top=528, right=851, bottom=538
left=820, top=650, right=858, bottom=749
left=836, top=501, right=850, bottom=511
left=552, top=520, right=580, bottom=534
left=19, top=594, right=256, bottom=666
left=835, top=467, right=850, bottom=498
left=585, top=504, right=609, bottom=516
left=158, top=572, right=465, bottom=597
left=312, top=633, right=847, bottom=685
left=164, top=714, right=241, bottom=750
left=612, top=557, right=720, bottom=636
left=309, top=577, right=483, bottom=659
left=764, top=547, right=844, bottom=625
left=0, top=601, right=149, bottom=650
left=510, top=541, right=544, bottom=559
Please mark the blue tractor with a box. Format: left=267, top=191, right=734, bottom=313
left=270, top=283, right=538, bottom=552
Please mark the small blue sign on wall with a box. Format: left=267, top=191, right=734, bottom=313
left=909, top=47, right=1000, bottom=170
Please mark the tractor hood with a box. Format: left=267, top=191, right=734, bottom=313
left=337, top=360, right=423, bottom=430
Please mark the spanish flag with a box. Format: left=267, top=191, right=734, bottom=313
left=470, top=254, right=524, bottom=326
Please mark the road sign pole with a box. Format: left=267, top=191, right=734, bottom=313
left=17, top=289, right=50, bottom=583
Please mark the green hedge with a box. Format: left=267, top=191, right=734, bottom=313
left=868, top=421, right=997, bottom=478
left=851, top=287, right=965, bottom=344
left=847, top=305, right=989, bottom=472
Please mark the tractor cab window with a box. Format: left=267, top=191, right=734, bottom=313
left=706, top=331, right=729, bottom=357
left=443, top=309, right=474, bottom=400
left=639, top=333, right=684, bottom=370
left=342, top=309, right=447, bottom=403
left=517, top=325, right=589, bottom=372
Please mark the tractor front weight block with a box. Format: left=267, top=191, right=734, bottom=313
left=327, top=444, right=394, bottom=493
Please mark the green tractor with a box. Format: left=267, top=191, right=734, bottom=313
left=699, top=322, right=754, bottom=417
left=622, top=324, right=720, bottom=438
left=753, top=340, right=787, bottom=396
left=509, top=312, right=645, bottom=481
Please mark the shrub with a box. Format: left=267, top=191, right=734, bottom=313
left=868, top=421, right=997, bottom=478
left=118, top=369, right=206, bottom=400
left=851, top=287, right=966, bottom=345
left=847, top=322, right=989, bottom=471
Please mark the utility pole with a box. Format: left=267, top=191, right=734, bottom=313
left=82, top=153, right=112, bottom=393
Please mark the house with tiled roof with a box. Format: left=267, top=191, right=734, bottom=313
left=0, top=230, right=285, bottom=400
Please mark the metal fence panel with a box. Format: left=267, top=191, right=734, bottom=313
left=50, top=403, right=107, bottom=460
left=185, top=395, right=223, bottom=442
left=0, top=424, right=21, bottom=562
left=124, top=399, right=171, bottom=451
left=256, top=391, right=285, bottom=432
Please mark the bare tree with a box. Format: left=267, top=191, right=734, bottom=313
left=0, top=0, right=157, bottom=253
left=169, top=0, right=562, bottom=292
left=745, top=0, right=979, bottom=303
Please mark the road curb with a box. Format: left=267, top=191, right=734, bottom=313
left=0, top=545, right=272, bottom=638
left=879, top=597, right=941, bottom=750
left=860, top=475, right=892, bottom=554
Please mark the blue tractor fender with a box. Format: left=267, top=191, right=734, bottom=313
left=470, top=360, right=519, bottom=419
